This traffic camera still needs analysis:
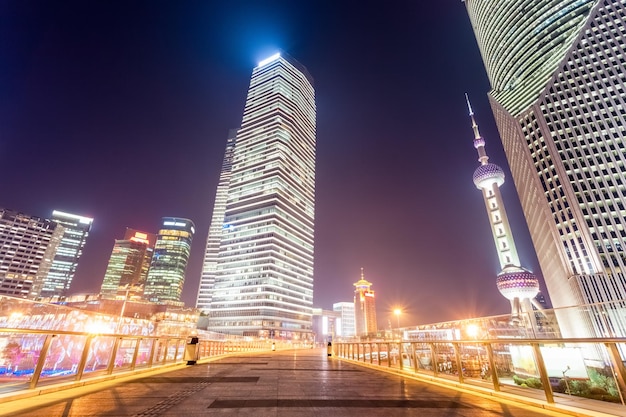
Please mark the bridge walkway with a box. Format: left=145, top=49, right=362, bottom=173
left=0, top=348, right=617, bottom=417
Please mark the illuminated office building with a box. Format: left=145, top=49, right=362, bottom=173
left=37, top=210, right=93, bottom=298
left=100, top=228, right=156, bottom=299
left=0, top=208, right=63, bottom=298
left=201, top=53, right=316, bottom=339
left=144, top=218, right=194, bottom=303
left=464, top=0, right=626, bottom=337
left=354, top=269, right=377, bottom=337
left=333, top=301, right=356, bottom=337
left=196, top=130, right=237, bottom=310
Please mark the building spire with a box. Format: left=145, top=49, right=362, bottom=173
left=466, top=93, right=489, bottom=165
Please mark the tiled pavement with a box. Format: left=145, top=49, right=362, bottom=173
left=0, top=348, right=617, bottom=416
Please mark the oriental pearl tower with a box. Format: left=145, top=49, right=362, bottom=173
left=466, top=94, right=540, bottom=325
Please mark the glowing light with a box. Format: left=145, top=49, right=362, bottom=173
left=257, top=53, right=281, bottom=67
left=466, top=324, right=479, bottom=338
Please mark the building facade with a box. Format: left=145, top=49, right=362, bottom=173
left=0, top=208, right=63, bottom=298
left=38, top=210, right=93, bottom=298
left=201, top=53, right=316, bottom=340
left=144, top=218, right=194, bottom=303
left=100, top=228, right=156, bottom=299
left=333, top=301, right=356, bottom=338
left=196, top=129, right=237, bottom=311
left=354, top=270, right=377, bottom=337
left=464, top=0, right=626, bottom=337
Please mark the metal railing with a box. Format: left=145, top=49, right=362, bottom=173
left=334, top=338, right=626, bottom=413
left=0, top=328, right=271, bottom=397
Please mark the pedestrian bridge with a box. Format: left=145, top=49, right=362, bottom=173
left=0, top=346, right=621, bottom=417
left=0, top=329, right=625, bottom=416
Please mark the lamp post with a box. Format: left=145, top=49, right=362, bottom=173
left=394, top=309, right=401, bottom=340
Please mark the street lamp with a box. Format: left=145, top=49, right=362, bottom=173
left=393, top=309, right=402, bottom=341
left=394, top=308, right=401, bottom=328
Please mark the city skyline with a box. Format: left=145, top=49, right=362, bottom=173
left=0, top=1, right=539, bottom=326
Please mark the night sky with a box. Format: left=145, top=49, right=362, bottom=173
left=0, top=1, right=544, bottom=327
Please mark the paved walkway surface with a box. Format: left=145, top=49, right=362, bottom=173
left=0, top=348, right=601, bottom=416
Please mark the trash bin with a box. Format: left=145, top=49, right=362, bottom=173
left=184, top=336, right=200, bottom=365
left=327, top=342, right=332, bottom=357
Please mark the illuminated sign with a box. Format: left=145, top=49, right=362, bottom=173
left=163, top=221, right=189, bottom=228
left=135, top=232, right=148, bottom=239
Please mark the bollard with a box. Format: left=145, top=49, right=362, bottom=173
left=327, top=342, right=333, bottom=357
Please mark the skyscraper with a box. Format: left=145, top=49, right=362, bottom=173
left=196, top=129, right=237, bottom=310
left=354, top=269, right=377, bottom=337
left=0, top=208, right=63, bottom=298
left=464, top=0, right=626, bottom=337
left=38, top=210, right=93, bottom=298
left=466, top=95, right=540, bottom=324
left=333, top=302, right=356, bottom=337
left=144, top=218, right=194, bottom=303
left=100, top=228, right=156, bottom=299
left=200, top=52, right=316, bottom=340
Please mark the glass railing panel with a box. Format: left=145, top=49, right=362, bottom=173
left=414, top=343, right=433, bottom=372
left=362, top=344, right=371, bottom=363
left=153, top=339, right=167, bottom=364
left=135, top=339, right=154, bottom=368
left=83, top=335, right=116, bottom=374
left=498, top=342, right=543, bottom=394
left=548, top=342, right=623, bottom=405
left=174, top=339, right=185, bottom=361
left=370, top=344, right=380, bottom=365
left=112, top=338, right=138, bottom=371
left=39, top=334, right=87, bottom=380
left=489, top=342, right=518, bottom=387
left=400, top=343, right=414, bottom=370
left=165, top=339, right=179, bottom=362
left=458, top=343, right=489, bottom=380
left=0, top=332, right=47, bottom=387
left=377, top=343, right=389, bottom=366
left=432, top=343, right=457, bottom=376
left=389, top=342, right=401, bottom=369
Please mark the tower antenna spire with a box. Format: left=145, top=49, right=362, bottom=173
left=467, top=95, right=539, bottom=325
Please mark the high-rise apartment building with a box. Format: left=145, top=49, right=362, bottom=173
left=37, top=210, right=93, bottom=298
left=0, top=208, right=63, bottom=298
left=333, top=302, right=356, bottom=338
left=196, top=130, right=237, bottom=310
left=100, top=228, right=156, bottom=299
left=464, top=0, right=626, bottom=337
left=144, top=218, right=194, bottom=303
left=200, top=53, right=316, bottom=340
left=354, top=269, right=377, bottom=337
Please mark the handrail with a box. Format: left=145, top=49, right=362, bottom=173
left=333, top=339, right=626, bottom=415
left=0, top=328, right=273, bottom=398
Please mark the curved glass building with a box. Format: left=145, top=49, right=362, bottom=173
left=464, top=0, right=626, bottom=337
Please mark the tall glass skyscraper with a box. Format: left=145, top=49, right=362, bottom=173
left=464, top=0, right=626, bottom=337
left=196, top=129, right=237, bottom=310
left=100, top=228, right=156, bottom=299
left=144, top=218, right=194, bottom=303
left=0, top=208, right=63, bottom=298
left=39, top=210, right=93, bottom=298
left=199, top=53, right=316, bottom=340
